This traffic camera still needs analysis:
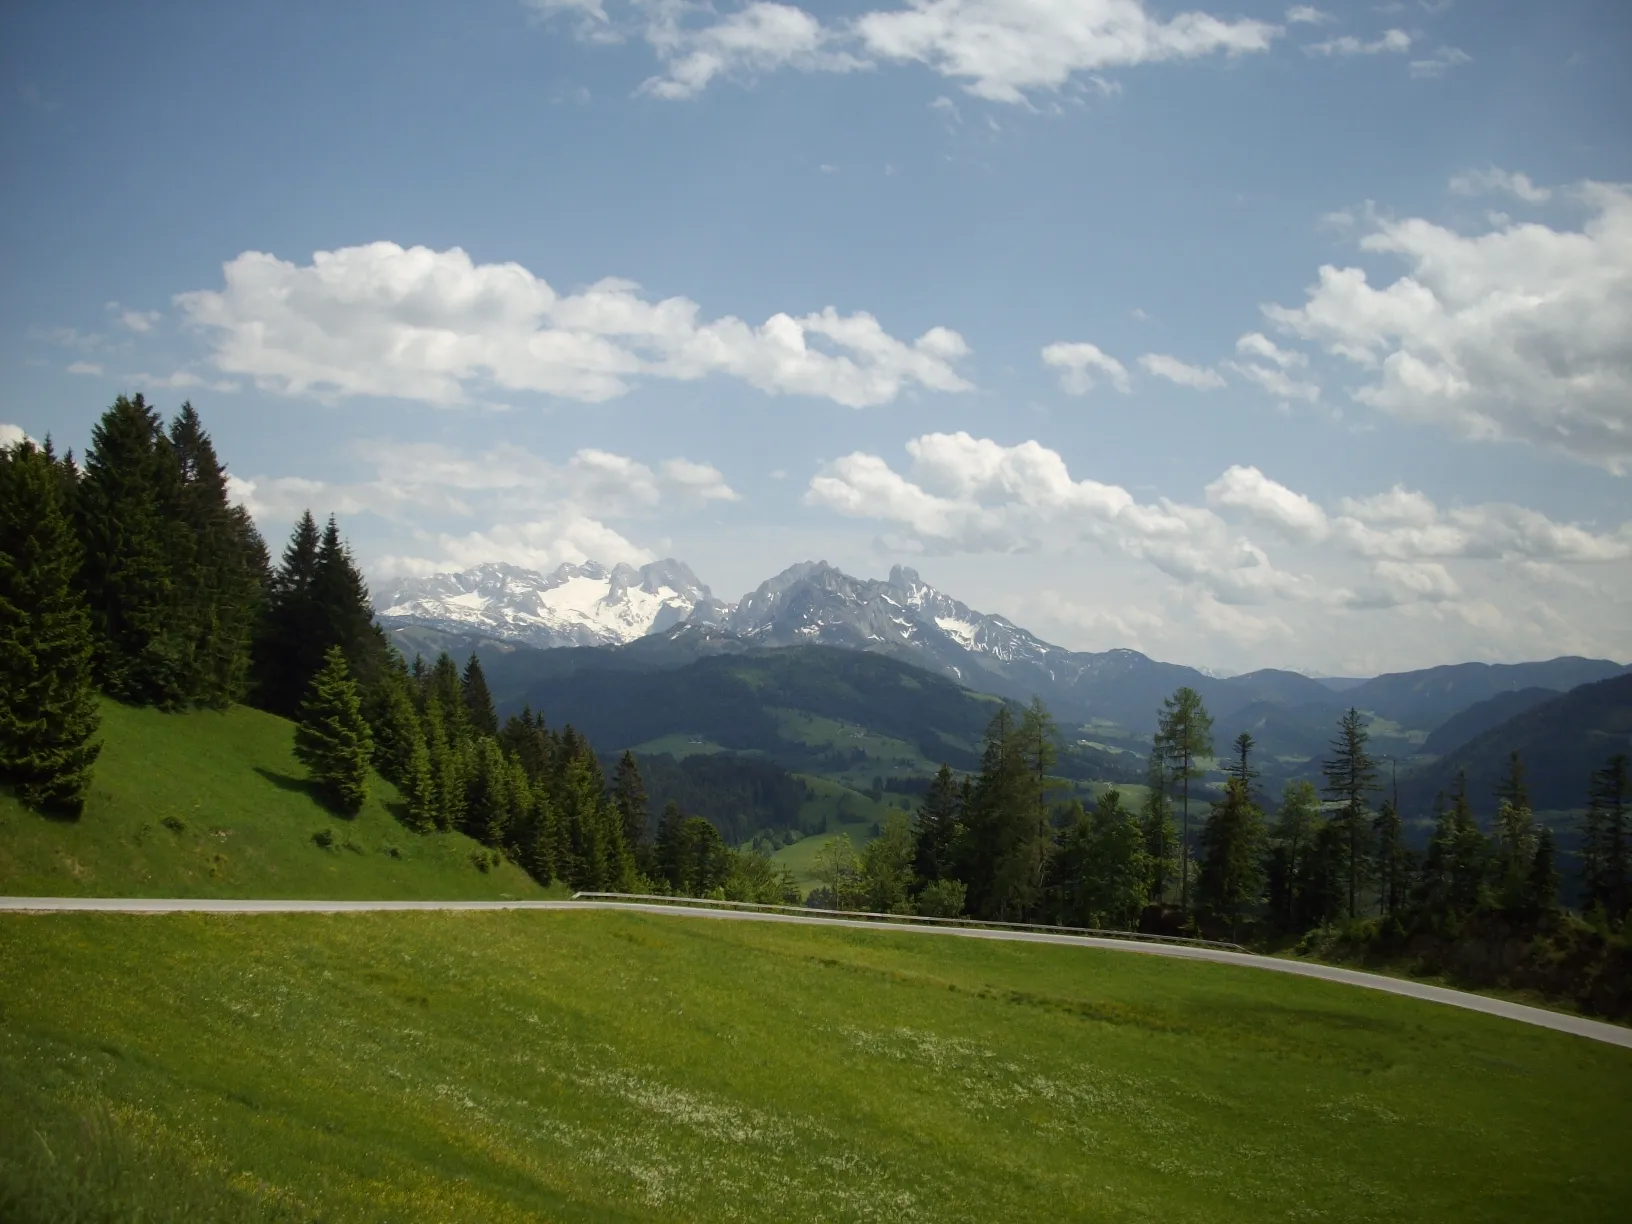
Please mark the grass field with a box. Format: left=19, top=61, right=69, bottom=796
left=2, top=908, right=1628, bottom=1222
left=0, top=700, right=545, bottom=900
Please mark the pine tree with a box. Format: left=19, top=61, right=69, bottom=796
left=1139, top=741, right=1177, bottom=904
left=1156, top=686, right=1213, bottom=913
left=255, top=512, right=322, bottom=716
left=1494, top=798, right=1538, bottom=913
left=367, top=665, right=422, bottom=784
left=294, top=646, right=373, bottom=814
left=1225, top=731, right=1260, bottom=801
left=1496, top=750, right=1530, bottom=815
left=1527, top=826, right=1559, bottom=915
left=1372, top=799, right=1412, bottom=920
left=911, top=764, right=962, bottom=886
left=1584, top=755, right=1630, bottom=922
left=400, top=734, right=437, bottom=833
left=612, top=751, right=651, bottom=875
left=167, top=403, right=263, bottom=707
left=1321, top=708, right=1379, bottom=919
left=1195, top=777, right=1266, bottom=942
left=462, top=736, right=511, bottom=846
left=310, top=515, right=386, bottom=689
left=959, top=704, right=1054, bottom=921
left=0, top=439, right=102, bottom=812
left=1268, top=780, right=1320, bottom=932
left=76, top=394, right=188, bottom=705
left=426, top=652, right=468, bottom=742
left=461, top=653, right=498, bottom=737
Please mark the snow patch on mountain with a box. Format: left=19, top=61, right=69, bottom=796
left=374, top=559, right=716, bottom=649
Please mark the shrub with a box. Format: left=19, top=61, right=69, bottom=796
left=311, top=828, right=335, bottom=850
left=160, top=815, right=186, bottom=834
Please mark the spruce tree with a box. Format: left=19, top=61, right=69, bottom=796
left=1156, top=686, right=1213, bottom=913
left=612, top=751, right=651, bottom=874
left=400, top=733, right=437, bottom=833
left=256, top=512, right=323, bottom=716
left=1372, top=800, right=1412, bottom=920
left=1195, top=777, right=1266, bottom=942
left=462, top=736, right=511, bottom=845
left=1527, top=827, right=1559, bottom=915
left=1584, top=755, right=1630, bottom=921
left=311, top=515, right=386, bottom=689
left=1321, top=708, right=1380, bottom=919
left=911, top=764, right=962, bottom=886
left=1139, top=740, right=1177, bottom=904
left=461, top=652, right=498, bottom=737
left=1225, top=731, right=1260, bottom=800
left=76, top=394, right=188, bottom=705
left=1268, top=780, right=1321, bottom=932
left=0, top=439, right=102, bottom=812
left=294, top=646, right=373, bottom=814
left=167, top=403, right=263, bottom=707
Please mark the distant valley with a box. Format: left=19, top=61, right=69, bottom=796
left=378, top=558, right=1631, bottom=814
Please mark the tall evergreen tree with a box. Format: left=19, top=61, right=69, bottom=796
left=76, top=394, right=187, bottom=704
left=310, top=515, right=385, bottom=688
left=0, top=439, right=102, bottom=812
left=1494, top=797, right=1538, bottom=913
left=1372, top=799, right=1412, bottom=920
left=1527, top=826, right=1559, bottom=915
left=166, top=403, right=263, bottom=707
left=1156, top=686, right=1213, bottom=914
left=400, top=733, right=437, bottom=834
left=1321, top=708, right=1380, bottom=919
left=461, top=652, right=498, bottom=737
left=911, top=764, right=962, bottom=886
left=1195, top=776, right=1266, bottom=942
left=1225, top=731, right=1260, bottom=800
left=1496, top=750, right=1531, bottom=815
left=255, top=512, right=323, bottom=716
left=612, top=751, right=650, bottom=874
left=293, top=646, right=373, bottom=814
left=1139, top=741, right=1177, bottom=904
left=1267, top=780, right=1320, bottom=932
left=426, top=652, right=468, bottom=742
left=462, top=736, right=512, bottom=846
left=958, top=704, right=1055, bottom=921
left=1582, top=755, right=1630, bottom=922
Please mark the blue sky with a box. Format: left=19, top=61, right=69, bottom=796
left=3, top=0, right=1629, bottom=674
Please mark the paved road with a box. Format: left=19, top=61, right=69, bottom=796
left=5, top=896, right=1630, bottom=1050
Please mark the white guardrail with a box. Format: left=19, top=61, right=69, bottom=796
left=569, top=892, right=1247, bottom=953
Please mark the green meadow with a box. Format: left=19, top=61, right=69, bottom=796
left=2, top=908, right=1629, bottom=1223
left=0, top=700, right=545, bottom=900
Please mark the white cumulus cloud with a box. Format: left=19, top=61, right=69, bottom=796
left=638, top=2, right=866, bottom=99
left=1448, top=166, right=1552, bottom=204
left=1042, top=341, right=1130, bottom=394
left=1305, top=29, right=1411, bottom=57
left=1264, top=179, right=1632, bottom=472
left=1138, top=352, right=1226, bottom=389
left=176, top=242, right=971, bottom=409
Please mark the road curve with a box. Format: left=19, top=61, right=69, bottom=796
left=4, top=896, right=1629, bottom=1050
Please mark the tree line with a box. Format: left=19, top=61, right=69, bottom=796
left=807, top=686, right=1632, bottom=950
left=0, top=397, right=801, bottom=903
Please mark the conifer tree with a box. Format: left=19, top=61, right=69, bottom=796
left=0, top=439, right=102, bottom=812
left=1527, top=826, right=1559, bottom=915
left=294, top=646, right=373, bottom=814
left=1195, top=776, right=1266, bottom=942
left=1156, top=686, right=1213, bottom=913
left=76, top=394, right=188, bottom=704
left=959, top=704, right=1054, bottom=921
left=1268, top=780, right=1321, bottom=932
left=612, top=751, right=651, bottom=875
left=1494, top=797, right=1538, bottom=913
left=461, top=652, right=498, bottom=737
left=1583, top=755, right=1630, bottom=921
left=1321, top=708, right=1380, bottom=919
left=1372, top=799, right=1412, bottom=920
left=367, top=666, right=422, bottom=784
left=426, top=652, right=468, bottom=742
left=400, top=734, right=437, bottom=834
left=1225, top=731, right=1260, bottom=800
left=1086, top=789, right=1151, bottom=930
left=1139, top=741, right=1177, bottom=904
left=911, top=764, right=962, bottom=887
left=462, top=736, right=511, bottom=846
left=256, top=512, right=322, bottom=716
left=167, top=403, right=263, bottom=706
left=311, top=515, right=386, bottom=688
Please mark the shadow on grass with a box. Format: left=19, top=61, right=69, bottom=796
left=251, top=767, right=354, bottom=819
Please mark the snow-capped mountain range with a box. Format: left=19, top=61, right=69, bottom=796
left=373, top=558, right=1629, bottom=738
left=374, top=559, right=725, bottom=650
left=373, top=557, right=1270, bottom=727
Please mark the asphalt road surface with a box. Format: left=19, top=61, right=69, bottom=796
left=4, top=895, right=1629, bottom=1049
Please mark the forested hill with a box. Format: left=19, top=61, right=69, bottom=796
left=509, top=645, right=1003, bottom=773
left=1400, top=672, right=1632, bottom=813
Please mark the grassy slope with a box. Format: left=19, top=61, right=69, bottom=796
left=0, top=700, right=545, bottom=900
left=2, top=909, right=1629, bottom=1223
